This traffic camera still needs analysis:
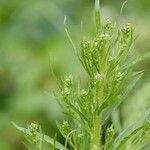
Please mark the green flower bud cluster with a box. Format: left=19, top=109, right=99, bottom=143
left=82, top=41, right=91, bottom=49
left=104, top=19, right=113, bottom=34
left=28, top=122, right=38, bottom=135
left=92, top=33, right=110, bottom=52
left=81, top=41, right=91, bottom=58
left=101, top=33, right=110, bottom=42
left=61, top=75, right=73, bottom=99
left=81, top=89, right=88, bottom=100
left=122, top=24, right=132, bottom=37
left=93, top=73, right=103, bottom=85
left=64, top=75, right=73, bottom=87
left=61, top=87, right=70, bottom=99
left=28, top=122, right=39, bottom=144
left=81, top=31, right=111, bottom=77
left=121, top=23, right=133, bottom=45
left=106, top=126, right=115, bottom=141
left=79, top=89, right=91, bottom=115
left=81, top=40, right=94, bottom=76
left=60, top=121, right=70, bottom=135
left=118, top=23, right=133, bottom=54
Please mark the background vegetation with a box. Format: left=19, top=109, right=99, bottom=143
left=0, top=0, right=149, bottom=149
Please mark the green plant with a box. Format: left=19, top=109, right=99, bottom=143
left=13, top=0, right=150, bottom=149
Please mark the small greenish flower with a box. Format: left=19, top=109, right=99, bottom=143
left=121, top=23, right=133, bottom=42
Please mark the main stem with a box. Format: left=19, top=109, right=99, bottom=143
left=91, top=116, right=101, bottom=149
left=91, top=1, right=102, bottom=149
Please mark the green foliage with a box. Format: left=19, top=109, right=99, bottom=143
left=12, top=122, right=68, bottom=150
left=13, top=0, right=150, bottom=150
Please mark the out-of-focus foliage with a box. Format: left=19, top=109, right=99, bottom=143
left=0, top=0, right=149, bottom=149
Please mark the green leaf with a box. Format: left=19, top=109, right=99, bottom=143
left=12, top=122, right=69, bottom=150
left=123, top=51, right=150, bottom=69
left=95, top=0, right=101, bottom=33
left=101, top=72, right=143, bottom=126
left=112, top=111, right=150, bottom=150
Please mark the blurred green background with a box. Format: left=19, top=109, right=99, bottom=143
left=0, top=0, right=149, bottom=149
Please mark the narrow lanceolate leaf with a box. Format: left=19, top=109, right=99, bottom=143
left=12, top=122, right=69, bottom=150
left=101, top=72, right=143, bottom=126
left=112, top=111, right=150, bottom=150
left=122, top=51, right=150, bottom=69
left=95, top=0, right=101, bottom=33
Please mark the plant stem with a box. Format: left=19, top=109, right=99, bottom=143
left=91, top=116, right=101, bottom=149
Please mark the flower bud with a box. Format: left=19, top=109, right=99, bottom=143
left=60, top=121, right=70, bottom=135
left=28, top=122, right=38, bottom=133
left=61, top=87, right=70, bottom=99
left=65, top=75, right=73, bottom=87
left=28, top=122, right=39, bottom=144
left=122, top=23, right=133, bottom=40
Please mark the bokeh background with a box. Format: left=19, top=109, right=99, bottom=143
left=0, top=0, right=149, bottom=149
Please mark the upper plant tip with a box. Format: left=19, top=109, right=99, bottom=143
left=95, top=0, right=100, bottom=11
